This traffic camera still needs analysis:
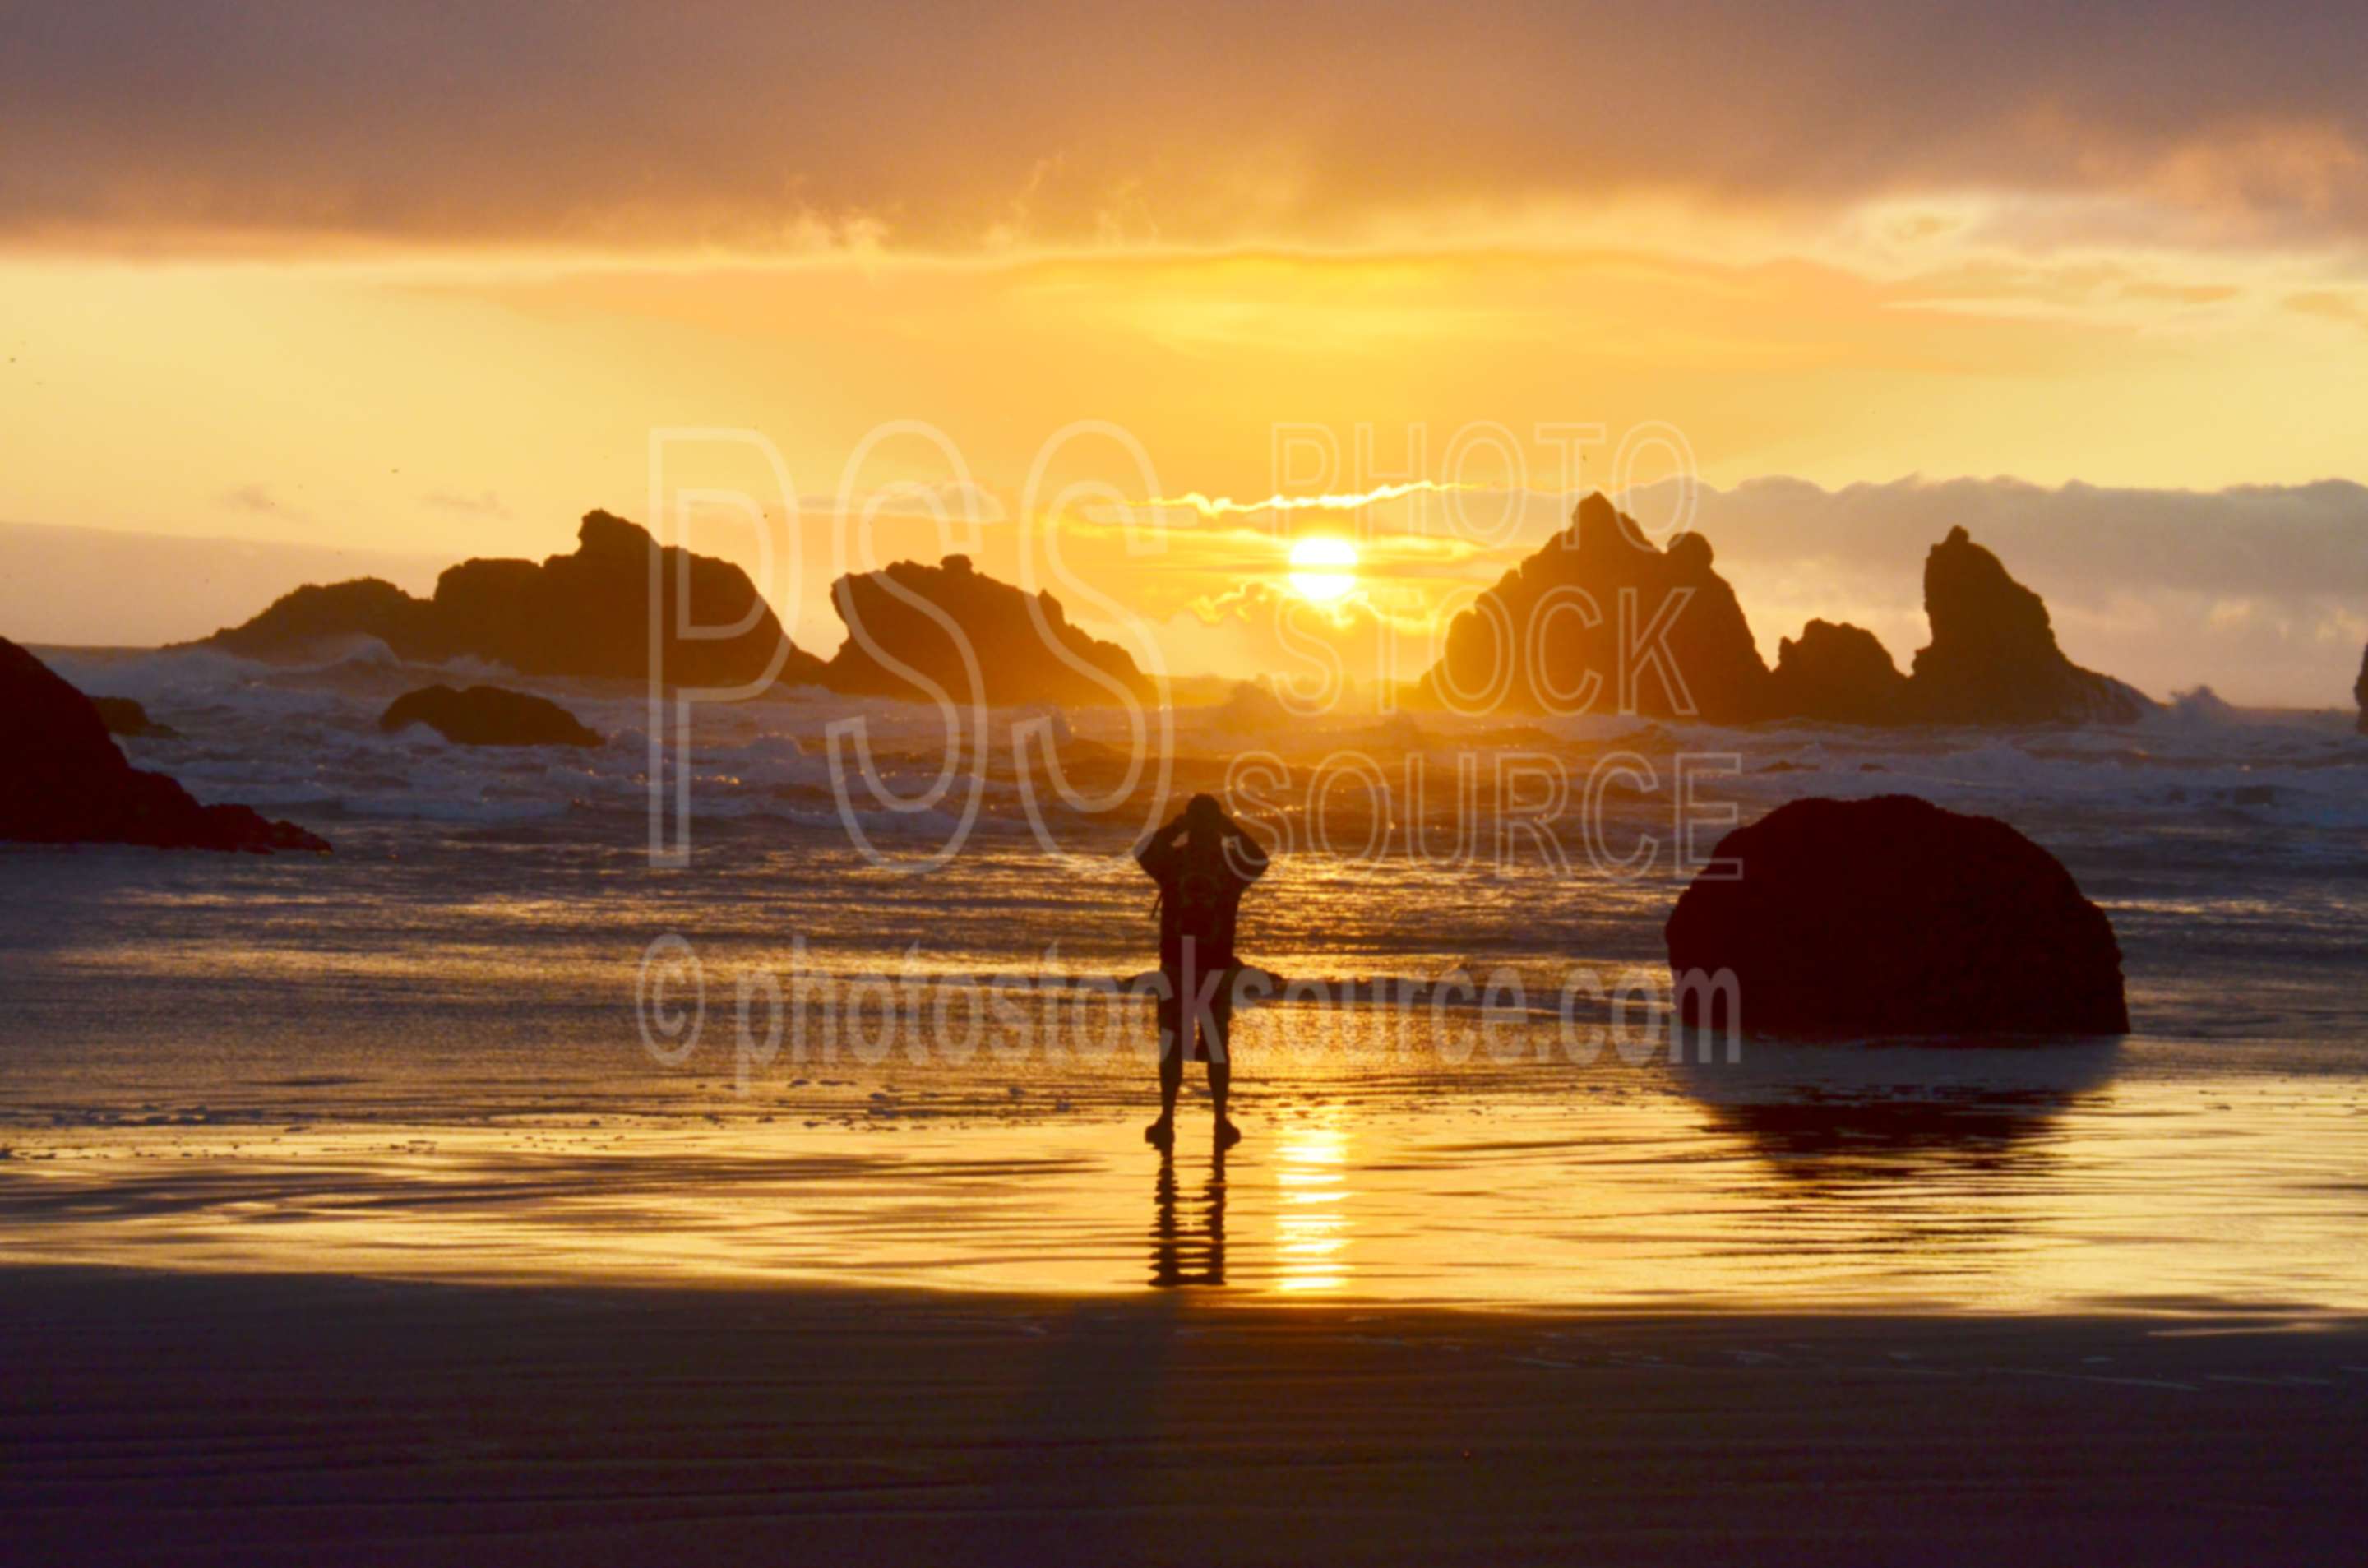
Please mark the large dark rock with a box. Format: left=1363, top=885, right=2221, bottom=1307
left=1419, top=493, right=1770, bottom=722
left=1664, top=794, right=2128, bottom=1038
left=191, top=511, right=828, bottom=691
left=90, top=696, right=182, bottom=741
left=823, top=554, right=1156, bottom=707
left=379, top=685, right=602, bottom=747
left=1, top=638, right=328, bottom=853
left=1902, top=527, right=2151, bottom=724
left=1766, top=620, right=1908, bottom=724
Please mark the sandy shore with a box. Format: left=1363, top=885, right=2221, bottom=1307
left=4, top=1267, right=2366, bottom=1565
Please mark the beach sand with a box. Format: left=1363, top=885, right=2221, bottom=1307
left=6, top=1265, right=2365, bottom=1566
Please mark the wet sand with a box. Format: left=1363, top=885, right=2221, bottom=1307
left=6, top=1265, right=2366, bottom=1566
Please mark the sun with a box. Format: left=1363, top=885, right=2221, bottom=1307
left=1288, top=536, right=1359, bottom=604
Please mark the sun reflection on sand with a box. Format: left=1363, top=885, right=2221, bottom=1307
left=1273, top=1114, right=1353, bottom=1293
left=4, top=1056, right=2368, bottom=1312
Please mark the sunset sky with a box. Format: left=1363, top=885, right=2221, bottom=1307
left=3, top=1, right=2365, bottom=702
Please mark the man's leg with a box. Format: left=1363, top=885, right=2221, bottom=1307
left=1148, top=984, right=1183, bottom=1145
left=1206, top=982, right=1237, bottom=1144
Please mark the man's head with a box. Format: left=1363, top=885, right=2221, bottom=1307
left=1183, top=793, right=1226, bottom=841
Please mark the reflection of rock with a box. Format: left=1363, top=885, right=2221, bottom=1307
left=1768, top=620, right=1907, bottom=724
left=1665, top=794, right=2128, bottom=1038
left=1420, top=493, right=1771, bottom=723
left=192, top=511, right=829, bottom=690
left=90, top=696, right=181, bottom=741
left=1671, top=1038, right=2121, bottom=1183
left=379, top=684, right=602, bottom=747
left=2, top=638, right=328, bottom=853
left=824, top=554, right=1155, bottom=707
left=1903, top=526, right=2151, bottom=724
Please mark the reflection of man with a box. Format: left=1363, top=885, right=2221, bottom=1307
left=1149, top=1144, right=1228, bottom=1288
left=1135, top=793, right=1270, bottom=1148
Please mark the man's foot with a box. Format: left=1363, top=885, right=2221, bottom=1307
left=1214, top=1117, right=1243, bottom=1149
left=1145, top=1117, right=1175, bottom=1148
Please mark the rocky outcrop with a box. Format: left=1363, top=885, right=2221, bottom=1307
left=2355, top=642, right=2366, bottom=734
left=379, top=685, right=602, bottom=747
left=1766, top=620, right=1907, bottom=724
left=192, top=511, right=828, bottom=691
left=198, top=577, right=448, bottom=664
left=1211, top=680, right=1293, bottom=731
left=2, top=638, right=328, bottom=853
left=90, top=696, right=182, bottom=741
left=433, top=510, right=826, bottom=688
left=1419, top=493, right=1770, bottom=722
left=1901, top=527, right=2150, bottom=724
left=1665, top=794, right=2127, bottom=1038
left=823, top=554, right=1156, bottom=707
left=1420, top=499, right=2153, bottom=728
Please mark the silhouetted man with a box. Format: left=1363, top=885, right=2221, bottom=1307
left=1136, top=793, right=1269, bottom=1148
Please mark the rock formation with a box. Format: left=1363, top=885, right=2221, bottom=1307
left=1900, top=526, right=2150, bottom=724
left=379, top=685, right=602, bottom=747
left=1419, top=493, right=1770, bottom=723
left=2, top=638, right=328, bottom=853
left=1765, top=620, right=1908, bottom=724
left=199, top=577, right=447, bottom=664
left=1211, top=680, right=1293, bottom=731
left=1664, top=794, right=2127, bottom=1038
left=2355, top=642, right=2366, bottom=734
left=822, top=554, right=1156, bottom=707
left=1422, top=497, right=2153, bottom=727
left=90, top=696, right=182, bottom=741
left=193, top=511, right=827, bottom=691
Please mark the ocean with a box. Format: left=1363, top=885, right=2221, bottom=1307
left=4, top=641, right=2366, bottom=1311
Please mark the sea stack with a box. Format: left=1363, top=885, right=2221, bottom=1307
left=1902, top=526, right=2151, bottom=724
left=1665, top=794, right=2128, bottom=1038
left=1766, top=619, right=1908, bottom=724
left=822, top=553, right=1157, bottom=707
left=1420, top=493, right=1771, bottom=722
left=191, top=510, right=830, bottom=691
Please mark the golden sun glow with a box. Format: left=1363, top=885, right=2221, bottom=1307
left=1288, top=536, right=1359, bottom=604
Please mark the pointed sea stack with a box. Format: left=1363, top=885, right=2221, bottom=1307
left=1902, top=526, right=2150, bottom=724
